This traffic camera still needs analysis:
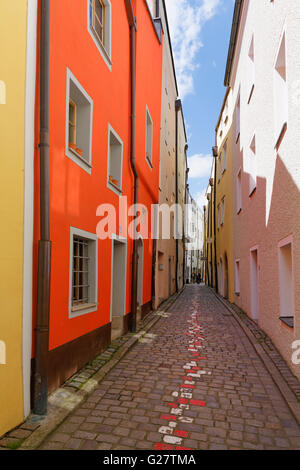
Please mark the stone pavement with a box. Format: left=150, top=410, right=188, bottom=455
left=37, top=286, right=300, bottom=450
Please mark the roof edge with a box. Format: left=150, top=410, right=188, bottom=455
left=224, top=0, right=244, bottom=87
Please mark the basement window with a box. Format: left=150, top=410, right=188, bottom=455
left=274, top=30, right=288, bottom=149
left=146, top=106, right=153, bottom=168
left=69, top=227, right=98, bottom=318
left=107, top=125, right=123, bottom=195
left=66, top=69, right=93, bottom=173
left=279, top=238, right=294, bottom=329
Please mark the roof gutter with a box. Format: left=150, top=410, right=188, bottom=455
left=224, top=0, right=243, bottom=87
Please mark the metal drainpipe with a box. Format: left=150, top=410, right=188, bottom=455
left=33, top=0, right=51, bottom=415
left=175, top=99, right=182, bottom=293
left=212, top=144, right=218, bottom=293
left=125, top=1, right=138, bottom=333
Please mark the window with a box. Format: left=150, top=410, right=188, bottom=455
left=249, top=135, right=256, bottom=196
left=218, top=154, right=222, bottom=182
left=88, top=0, right=112, bottom=68
left=69, top=227, right=98, bottom=318
left=235, top=91, right=240, bottom=142
left=164, top=119, right=168, bottom=145
left=247, top=35, right=255, bottom=103
left=217, top=204, right=220, bottom=229
left=236, top=169, right=242, bottom=213
left=222, top=142, right=227, bottom=173
left=279, top=237, right=294, bottom=328
left=107, top=125, right=123, bottom=195
left=235, top=260, right=240, bottom=295
left=146, top=106, right=153, bottom=168
left=221, top=198, right=225, bottom=225
left=66, top=69, right=93, bottom=173
left=274, top=30, right=288, bottom=148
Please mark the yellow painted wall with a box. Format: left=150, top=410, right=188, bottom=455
left=216, top=124, right=235, bottom=303
left=0, top=0, right=28, bottom=437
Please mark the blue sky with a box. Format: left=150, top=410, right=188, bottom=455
left=165, top=0, right=235, bottom=209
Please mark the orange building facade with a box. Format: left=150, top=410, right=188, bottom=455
left=32, top=0, right=163, bottom=393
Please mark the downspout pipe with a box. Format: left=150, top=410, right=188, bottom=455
left=33, top=0, right=51, bottom=415
left=124, top=0, right=138, bottom=333
left=212, top=144, right=218, bottom=293
left=175, top=99, right=182, bottom=293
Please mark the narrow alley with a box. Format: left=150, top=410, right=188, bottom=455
left=38, top=286, right=300, bottom=451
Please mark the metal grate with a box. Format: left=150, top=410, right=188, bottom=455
left=72, top=237, right=90, bottom=306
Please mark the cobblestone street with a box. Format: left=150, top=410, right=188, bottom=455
left=40, top=286, right=300, bottom=451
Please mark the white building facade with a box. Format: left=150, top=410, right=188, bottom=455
left=227, top=0, right=300, bottom=379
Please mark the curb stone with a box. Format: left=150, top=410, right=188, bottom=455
left=211, top=288, right=300, bottom=427
left=14, top=288, right=184, bottom=450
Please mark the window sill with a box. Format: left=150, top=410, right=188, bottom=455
left=279, top=317, right=294, bottom=329
left=249, top=186, right=257, bottom=198
left=248, top=84, right=254, bottom=104
left=237, top=208, right=242, bottom=215
left=235, top=292, right=240, bottom=297
left=69, top=147, right=91, bottom=167
left=108, top=181, right=122, bottom=196
left=236, top=132, right=240, bottom=144
left=71, top=303, right=97, bottom=313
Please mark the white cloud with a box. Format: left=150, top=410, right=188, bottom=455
left=188, top=153, right=213, bottom=179
left=194, top=189, right=208, bottom=210
left=165, top=0, right=222, bottom=99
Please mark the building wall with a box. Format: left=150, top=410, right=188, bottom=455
left=154, top=3, right=177, bottom=308
left=229, top=0, right=300, bottom=379
left=177, top=107, right=187, bottom=290
left=32, top=0, right=163, bottom=391
left=215, top=91, right=234, bottom=303
left=0, top=0, right=35, bottom=437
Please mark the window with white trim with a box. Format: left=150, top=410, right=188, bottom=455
left=107, top=125, right=123, bottom=195
left=221, top=197, right=225, bottom=226
left=247, top=35, right=255, bottom=103
left=236, top=169, right=242, bottom=213
left=222, top=142, right=227, bottom=173
left=274, top=30, right=288, bottom=148
left=279, top=239, right=294, bottom=328
left=235, top=260, right=240, bottom=295
left=249, top=135, right=257, bottom=195
left=69, top=227, right=98, bottom=318
left=217, top=204, right=220, bottom=229
left=66, top=69, right=93, bottom=173
left=218, top=153, right=222, bottom=182
left=88, top=0, right=112, bottom=68
left=146, top=106, right=153, bottom=168
left=235, top=91, right=240, bottom=142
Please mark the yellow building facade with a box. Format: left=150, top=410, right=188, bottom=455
left=0, top=0, right=37, bottom=437
left=214, top=89, right=235, bottom=303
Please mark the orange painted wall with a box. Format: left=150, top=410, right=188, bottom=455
left=32, top=0, right=162, bottom=353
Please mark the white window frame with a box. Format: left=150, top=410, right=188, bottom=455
left=247, top=34, right=255, bottom=103
left=235, top=259, right=240, bottom=295
left=274, top=27, right=288, bottom=148
left=222, top=141, right=227, bottom=173
left=88, top=0, right=112, bottom=70
left=146, top=105, right=153, bottom=169
left=65, top=68, right=93, bottom=174
left=249, top=134, right=257, bottom=196
left=278, top=235, right=294, bottom=326
left=107, top=124, right=123, bottom=196
left=221, top=198, right=225, bottom=226
left=69, top=227, right=98, bottom=319
left=236, top=168, right=242, bottom=214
